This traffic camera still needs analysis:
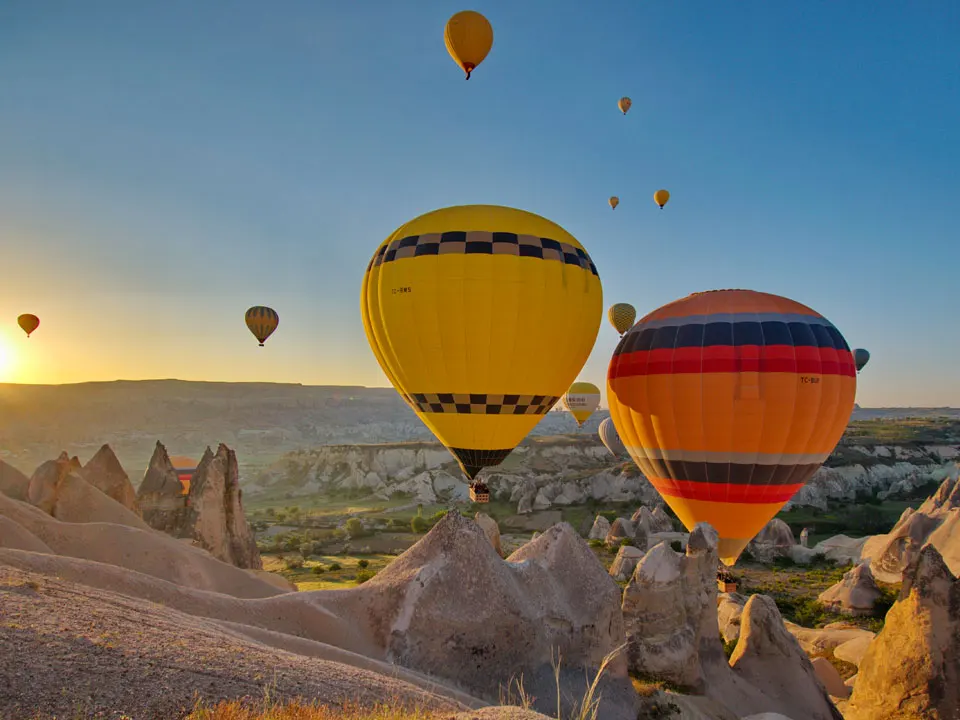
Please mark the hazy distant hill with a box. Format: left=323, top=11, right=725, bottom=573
left=0, top=379, right=956, bottom=477
left=0, top=380, right=604, bottom=473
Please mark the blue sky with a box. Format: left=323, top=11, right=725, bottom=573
left=0, top=1, right=957, bottom=405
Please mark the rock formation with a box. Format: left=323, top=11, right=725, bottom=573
left=588, top=515, right=610, bottom=540
left=717, top=592, right=747, bottom=642
left=0, top=460, right=29, bottom=501
left=26, top=457, right=150, bottom=530
left=729, top=595, right=844, bottom=720
left=810, top=656, right=850, bottom=699
left=137, top=441, right=189, bottom=531
left=475, top=512, right=503, bottom=557
left=180, top=444, right=262, bottom=570
left=746, top=519, right=796, bottom=562
left=138, top=442, right=261, bottom=569
left=605, top=517, right=634, bottom=546
left=844, top=544, right=960, bottom=719
left=609, top=544, right=645, bottom=581
left=818, top=562, right=882, bottom=616
left=80, top=444, right=140, bottom=514
left=651, top=505, right=674, bottom=533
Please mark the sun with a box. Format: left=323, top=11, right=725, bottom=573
left=0, top=337, right=16, bottom=381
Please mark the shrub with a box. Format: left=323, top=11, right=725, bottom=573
left=722, top=637, right=738, bottom=659
left=588, top=539, right=604, bottom=549
left=873, top=584, right=900, bottom=616
left=355, top=569, right=376, bottom=584
left=265, top=507, right=276, bottom=517
left=411, top=516, right=429, bottom=533
left=312, top=565, right=326, bottom=575
left=328, top=562, right=342, bottom=571
left=793, top=598, right=827, bottom=628
left=772, top=555, right=797, bottom=569
left=430, top=510, right=449, bottom=524
left=299, top=543, right=314, bottom=559
left=619, top=537, right=634, bottom=548
left=345, top=518, right=365, bottom=539
left=357, top=559, right=369, bottom=569
left=284, top=556, right=304, bottom=570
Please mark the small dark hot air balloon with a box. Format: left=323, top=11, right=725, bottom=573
left=853, top=348, right=870, bottom=373
left=245, top=306, right=279, bottom=347
left=17, top=314, right=39, bottom=338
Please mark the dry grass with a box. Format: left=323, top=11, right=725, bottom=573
left=186, top=698, right=442, bottom=720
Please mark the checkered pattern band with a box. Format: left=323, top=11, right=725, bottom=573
left=404, top=392, right=560, bottom=415
left=366, top=231, right=598, bottom=276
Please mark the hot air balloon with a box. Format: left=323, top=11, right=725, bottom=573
left=245, top=306, right=279, bottom=347
left=618, top=97, right=632, bottom=115
left=169, top=455, right=197, bottom=495
left=609, top=196, right=619, bottom=210
left=361, top=205, right=603, bottom=502
left=853, top=348, right=870, bottom=373
left=444, top=10, right=493, bottom=80
left=607, top=289, right=856, bottom=565
left=598, top=417, right=627, bottom=459
left=608, top=303, right=636, bottom=336
left=17, top=314, right=39, bottom=338
left=654, top=189, right=670, bottom=209
left=563, top=381, right=601, bottom=427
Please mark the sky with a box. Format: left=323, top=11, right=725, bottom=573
left=0, top=1, right=958, bottom=406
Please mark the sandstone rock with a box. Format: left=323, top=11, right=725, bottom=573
left=811, top=534, right=869, bottom=565
left=811, top=656, right=850, bottom=699
left=917, top=471, right=960, bottom=517
left=588, top=515, right=610, bottom=540
left=833, top=635, right=873, bottom=668
left=784, top=622, right=875, bottom=657
left=861, top=509, right=943, bottom=583
left=137, top=441, right=189, bottom=531
left=27, top=458, right=150, bottom=530
left=651, top=505, right=675, bottom=533
left=844, top=544, right=960, bottom=720
left=353, top=511, right=635, bottom=719
left=730, top=595, right=843, bottom=720
left=475, top=512, right=503, bottom=557
left=0, top=515, right=52, bottom=553
left=605, top=517, right=633, bottom=546
left=80, top=444, right=140, bottom=514
left=747, top=519, right=796, bottom=562
left=0, top=460, right=29, bottom=501
left=532, top=490, right=551, bottom=511
left=925, top=507, right=960, bottom=577
left=818, top=562, right=882, bottom=616
left=517, top=488, right=535, bottom=515
left=717, top=592, right=747, bottom=643
left=181, top=445, right=262, bottom=570
left=609, top=544, right=645, bottom=581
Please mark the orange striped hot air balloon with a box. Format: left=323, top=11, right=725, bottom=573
left=169, top=455, right=197, bottom=495
left=607, top=289, right=857, bottom=565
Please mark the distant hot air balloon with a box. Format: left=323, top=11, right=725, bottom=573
left=361, top=204, right=603, bottom=502
left=17, top=314, right=39, bottom=338
left=853, top=348, right=870, bottom=373
left=609, top=196, right=619, bottom=210
left=608, top=289, right=857, bottom=565
left=563, top=381, right=601, bottom=427
left=598, top=416, right=627, bottom=459
left=444, top=10, right=493, bottom=80
left=245, top=306, right=279, bottom=347
left=654, top=189, right=670, bottom=209
left=169, top=455, right=197, bottom=495
left=618, top=97, right=632, bottom=115
left=608, top=303, right=636, bottom=336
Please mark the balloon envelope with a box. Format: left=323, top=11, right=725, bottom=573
left=444, top=10, right=493, bottom=79
left=853, top=348, right=870, bottom=372
left=618, top=97, right=632, bottom=114
left=17, top=314, right=39, bottom=338
left=654, top=189, right=670, bottom=208
left=609, top=196, right=619, bottom=210
left=563, top=381, right=601, bottom=427
left=168, top=455, right=197, bottom=495
left=361, top=204, right=603, bottom=482
left=607, top=289, right=856, bottom=564
left=608, top=303, right=636, bottom=335
left=245, top=306, right=279, bottom=346
left=598, top=417, right=627, bottom=459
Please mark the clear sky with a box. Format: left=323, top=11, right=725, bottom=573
left=0, top=1, right=957, bottom=406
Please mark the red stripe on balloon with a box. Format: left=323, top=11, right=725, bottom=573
left=649, top=478, right=805, bottom=504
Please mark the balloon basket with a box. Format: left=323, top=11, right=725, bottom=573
left=469, top=484, right=490, bottom=504
left=717, top=580, right=738, bottom=593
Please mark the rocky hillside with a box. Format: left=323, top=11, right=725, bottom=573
left=252, top=434, right=960, bottom=511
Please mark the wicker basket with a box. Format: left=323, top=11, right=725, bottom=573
left=717, top=580, right=738, bottom=593
left=469, top=484, right=490, bottom=503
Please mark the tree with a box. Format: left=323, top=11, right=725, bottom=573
left=411, top=516, right=429, bottom=533
left=345, top=518, right=365, bottom=539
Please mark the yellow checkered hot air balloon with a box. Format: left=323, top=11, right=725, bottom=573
left=361, top=205, right=603, bottom=500
left=607, top=289, right=857, bottom=564
left=608, top=303, right=636, bottom=336
left=245, top=306, right=279, bottom=347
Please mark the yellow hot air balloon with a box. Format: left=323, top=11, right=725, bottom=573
left=563, top=381, right=601, bottom=427
left=607, top=303, right=636, bottom=335
left=245, top=306, right=279, bottom=347
left=444, top=10, right=493, bottom=80
left=654, top=189, right=670, bottom=209
left=17, top=314, right=39, bottom=338
left=618, top=97, right=632, bottom=115
left=607, top=289, right=857, bottom=565
left=362, top=205, right=603, bottom=498
left=609, top=196, right=619, bottom=210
